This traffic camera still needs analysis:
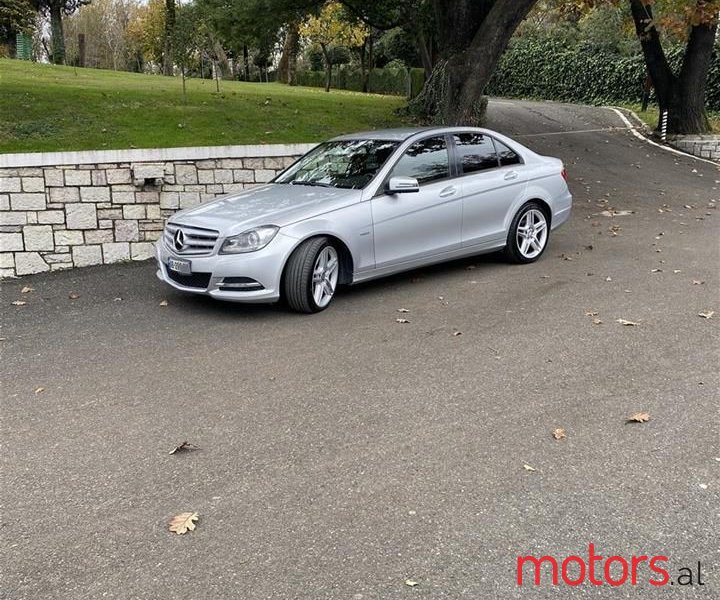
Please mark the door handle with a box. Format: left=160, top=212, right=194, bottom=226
left=504, top=171, right=519, bottom=181
left=439, top=186, right=457, bottom=198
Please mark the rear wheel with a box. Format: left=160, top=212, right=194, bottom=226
left=504, top=202, right=549, bottom=264
left=283, top=237, right=339, bottom=313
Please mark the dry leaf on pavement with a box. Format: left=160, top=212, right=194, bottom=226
left=585, top=310, right=599, bottom=316
left=168, top=512, right=199, bottom=534
left=21, top=286, right=34, bottom=293
left=523, top=464, right=536, bottom=472
left=405, top=580, right=419, bottom=587
left=692, top=280, right=705, bottom=285
left=698, top=311, right=714, bottom=319
left=68, top=292, right=80, bottom=300
left=616, top=319, right=638, bottom=326
left=592, top=318, right=603, bottom=325
left=397, top=308, right=410, bottom=313
left=11, top=300, right=26, bottom=306
left=452, top=330, right=463, bottom=336
left=169, top=441, right=201, bottom=455
left=627, top=412, right=651, bottom=423
left=34, top=386, right=45, bottom=394
left=552, top=428, right=566, bottom=440
left=395, top=318, right=410, bottom=324
left=159, top=300, right=169, bottom=307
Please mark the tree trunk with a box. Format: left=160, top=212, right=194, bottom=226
left=277, top=21, right=300, bottom=85
left=163, top=0, right=175, bottom=76
left=416, top=28, right=433, bottom=79
left=243, top=44, right=250, bottom=80
left=49, top=1, right=65, bottom=65
left=409, top=0, right=537, bottom=124
left=629, top=0, right=715, bottom=134
left=321, top=43, right=331, bottom=92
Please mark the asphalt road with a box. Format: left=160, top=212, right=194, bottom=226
left=1, top=100, right=718, bottom=600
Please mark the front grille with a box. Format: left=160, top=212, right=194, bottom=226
left=164, top=222, right=219, bottom=256
left=166, top=270, right=212, bottom=289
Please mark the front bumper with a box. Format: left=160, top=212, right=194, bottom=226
left=155, top=233, right=298, bottom=303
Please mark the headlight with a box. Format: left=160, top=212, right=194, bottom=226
left=220, top=226, right=279, bottom=254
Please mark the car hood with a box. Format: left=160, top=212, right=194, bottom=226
left=169, top=184, right=361, bottom=235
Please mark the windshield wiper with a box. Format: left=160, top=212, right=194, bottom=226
left=288, top=180, right=333, bottom=188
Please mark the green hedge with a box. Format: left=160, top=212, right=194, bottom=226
left=487, top=38, right=720, bottom=112
left=296, top=66, right=425, bottom=97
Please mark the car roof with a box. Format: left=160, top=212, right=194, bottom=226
left=329, top=126, right=500, bottom=143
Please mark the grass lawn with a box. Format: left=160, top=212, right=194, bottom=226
left=620, top=102, right=720, bottom=134
left=0, top=59, right=407, bottom=154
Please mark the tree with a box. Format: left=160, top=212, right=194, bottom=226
left=299, top=0, right=368, bottom=91
left=126, top=0, right=164, bottom=68
left=277, top=20, right=300, bottom=84
left=162, top=0, right=174, bottom=74
left=627, top=0, right=719, bottom=134
left=34, top=0, right=90, bottom=64
left=0, top=0, right=35, bottom=56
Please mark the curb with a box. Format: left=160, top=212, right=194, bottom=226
left=606, top=106, right=719, bottom=167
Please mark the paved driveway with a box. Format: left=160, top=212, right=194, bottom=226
left=1, top=100, right=718, bottom=599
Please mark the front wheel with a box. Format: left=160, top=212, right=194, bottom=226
left=283, top=237, right=340, bottom=313
left=504, top=203, right=550, bottom=264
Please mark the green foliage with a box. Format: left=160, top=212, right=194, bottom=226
left=0, top=0, right=35, bottom=37
left=487, top=38, right=720, bottom=112
left=296, top=66, right=425, bottom=97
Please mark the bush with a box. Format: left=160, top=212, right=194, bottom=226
left=487, top=38, right=720, bottom=112
left=295, top=66, right=426, bottom=97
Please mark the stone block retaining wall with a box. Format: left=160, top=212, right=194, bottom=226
left=0, top=144, right=314, bottom=277
left=669, top=135, right=720, bottom=161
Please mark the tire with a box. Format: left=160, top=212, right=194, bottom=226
left=503, top=202, right=550, bottom=264
left=283, top=237, right=340, bottom=313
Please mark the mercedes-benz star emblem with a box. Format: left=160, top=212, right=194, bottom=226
left=173, top=229, right=186, bottom=251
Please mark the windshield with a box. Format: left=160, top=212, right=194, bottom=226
left=275, top=139, right=399, bottom=190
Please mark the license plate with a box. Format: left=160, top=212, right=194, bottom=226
left=167, top=257, right=192, bottom=275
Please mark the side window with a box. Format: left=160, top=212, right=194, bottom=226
left=454, top=133, right=499, bottom=174
left=493, top=139, right=522, bottom=166
left=390, top=136, right=449, bottom=185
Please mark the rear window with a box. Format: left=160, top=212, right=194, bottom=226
left=453, top=133, right=499, bottom=174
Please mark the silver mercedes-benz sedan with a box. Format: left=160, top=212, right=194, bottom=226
left=156, top=127, right=572, bottom=313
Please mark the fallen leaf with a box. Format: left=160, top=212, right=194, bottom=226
left=68, top=292, right=80, bottom=300
left=552, top=428, right=566, bottom=440
left=627, top=412, right=651, bottom=423
left=169, top=441, right=201, bottom=455
left=168, top=512, right=199, bottom=534
left=698, top=311, right=714, bottom=319
left=159, top=300, right=169, bottom=307
left=651, top=269, right=662, bottom=273
left=599, top=209, right=634, bottom=217
left=692, top=280, right=705, bottom=285
left=592, top=318, right=604, bottom=325
left=540, top=275, right=550, bottom=279
left=452, top=330, right=462, bottom=336
left=585, top=310, right=599, bottom=316
left=405, top=579, right=419, bottom=587
left=605, top=276, right=612, bottom=282
left=673, top=270, right=682, bottom=274
left=616, top=318, right=639, bottom=326
left=21, top=286, right=34, bottom=293
left=395, top=318, right=410, bottom=324
left=523, top=464, right=536, bottom=472
left=397, top=308, right=409, bottom=313
left=34, top=386, right=45, bottom=395
left=11, top=300, right=26, bottom=306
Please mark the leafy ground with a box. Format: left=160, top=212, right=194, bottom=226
left=0, top=59, right=406, bottom=153
left=621, top=102, right=720, bottom=134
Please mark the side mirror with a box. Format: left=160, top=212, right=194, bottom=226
left=386, top=176, right=420, bottom=194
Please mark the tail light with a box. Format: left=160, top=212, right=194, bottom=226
left=561, top=167, right=568, bottom=181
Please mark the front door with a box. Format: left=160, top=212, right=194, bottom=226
left=371, top=135, right=462, bottom=269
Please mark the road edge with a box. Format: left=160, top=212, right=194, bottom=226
left=606, top=106, right=719, bottom=167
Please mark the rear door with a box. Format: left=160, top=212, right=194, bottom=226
left=453, top=133, right=528, bottom=248
left=371, top=135, right=462, bottom=268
